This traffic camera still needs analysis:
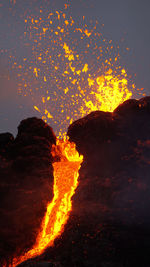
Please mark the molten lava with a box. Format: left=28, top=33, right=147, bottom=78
left=5, top=7, right=144, bottom=267
left=8, top=139, right=83, bottom=267
left=12, top=9, right=139, bottom=138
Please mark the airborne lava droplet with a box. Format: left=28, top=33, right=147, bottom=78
left=14, top=10, right=135, bottom=138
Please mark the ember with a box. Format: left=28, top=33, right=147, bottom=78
left=13, top=10, right=136, bottom=138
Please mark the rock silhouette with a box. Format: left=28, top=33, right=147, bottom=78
left=0, top=118, right=56, bottom=266
left=1, top=97, right=150, bottom=267
left=67, top=96, right=150, bottom=225
left=42, top=97, right=150, bottom=267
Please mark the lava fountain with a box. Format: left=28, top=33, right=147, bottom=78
left=4, top=6, right=144, bottom=267
left=12, top=9, right=137, bottom=138
left=6, top=139, right=83, bottom=267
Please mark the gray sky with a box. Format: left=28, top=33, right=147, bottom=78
left=0, top=0, right=150, bottom=136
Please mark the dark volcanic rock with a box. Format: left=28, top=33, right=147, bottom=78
left=0, top=132, right=14, bottom=158
left=11, top=118, right=56, bottom=172
left=67, top=111, right=118, bottom=157
left=67, top=97, right=150, bottom=225
left=0, top=118, right=56, bottom=266
left=17, top=117, right=56, bottom=143
left=40, top=97, right=150, bottom=267
left=1, top=98, right=150, bottom=267
left=18, top=260, right=60, bottom=267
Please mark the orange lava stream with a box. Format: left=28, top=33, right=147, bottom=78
left=9, top=139, right=83, bottom=267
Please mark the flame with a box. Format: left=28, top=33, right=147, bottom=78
left=8, top=139, right=83, bottom=267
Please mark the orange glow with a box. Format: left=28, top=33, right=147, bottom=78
left=84, top=68, right=132, bottom=113
left=8, top=139, right=83, bottom=267
left=14, top=10, right=140, bottom=138
left=4, top=4, right=146, bottom=267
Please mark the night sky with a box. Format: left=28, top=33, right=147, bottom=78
left=0, top=0, right=150, bottom=136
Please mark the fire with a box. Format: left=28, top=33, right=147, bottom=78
left=8, top=139, right=83, bottom=267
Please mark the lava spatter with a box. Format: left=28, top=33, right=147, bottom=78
left=5, top=6, right=140, bottom=267
left=13, top=9, right=135, bottom=138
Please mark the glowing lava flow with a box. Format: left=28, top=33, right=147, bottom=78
left=9, top=139, right=83, bottom=267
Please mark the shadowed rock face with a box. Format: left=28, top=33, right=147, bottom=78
left=1, top=98, right=150, bottom=267
left=0, top=118, right=56, bottom=265
left=40, top=97, right=150, bottom=267
left=0, top=132, right=14, bottom=158
left=67, top=97, right=150, bottom=225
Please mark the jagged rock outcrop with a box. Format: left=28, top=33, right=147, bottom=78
left=0, top=118, right=56, bottom=265
left=41, top=97, right=150, bottom=267
left=0, top=132, right=14, bottom=158
left=67, top=96, right=150, bottom=225
left=1, top=97, right=150, bottom=267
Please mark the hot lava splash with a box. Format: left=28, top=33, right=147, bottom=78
left=7, top=139, right=83, bottom=267
left=10, top=9, right=140, bottom=138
